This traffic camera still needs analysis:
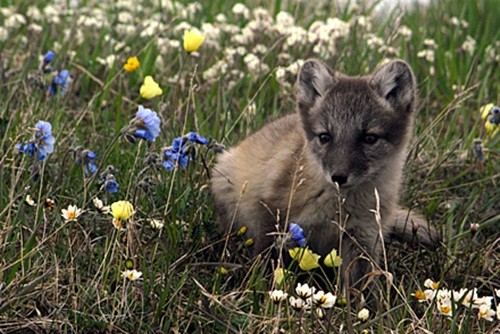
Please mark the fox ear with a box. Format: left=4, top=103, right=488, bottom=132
left=296, top=59, right=335, bottom=113
left=370, top=60, right=416, bottom=114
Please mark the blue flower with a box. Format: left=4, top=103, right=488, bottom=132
left=34, top=121, right=55, bottom=161
left=104, top=177, right=119, bottom=193
left=163, top=147, right=189, bottom=170
left=15, top=142, right=35, bottom=156
left=133, top=105, right=161, bottom=142
left=290, top=223, right=306, bottom=247
left=172, top=136, right=187, bottom=152
left=491, top=106, right=499, bottom=125
left=49, top=69, right=71, bottom=96
left=187, top=132, right=209, bottom=145
left=83, top=150, right=98, bottom=176
left=43, top=50, right=55, bottom=64
left=161, top=132, right=208, bottom=171
left=162, top=158, right=175, bottom=171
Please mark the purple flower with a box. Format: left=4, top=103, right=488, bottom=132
left=133, top=105, right=161, bottom=142
left=49, top=69, right=71, bottom=96
left=290, top=223, right=306, bottom=247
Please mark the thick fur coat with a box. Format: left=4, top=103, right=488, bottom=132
left=211, top=59, right=439, bottom=287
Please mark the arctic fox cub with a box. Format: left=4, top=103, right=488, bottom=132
left=211, top=59, right=439, bottom=287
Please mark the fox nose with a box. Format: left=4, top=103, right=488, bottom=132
left=331, top=174, right=348, bottom=186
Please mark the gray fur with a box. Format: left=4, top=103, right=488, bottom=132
left=211, top=59, right=439, bottom=289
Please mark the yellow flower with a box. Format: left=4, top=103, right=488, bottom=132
left=289, top=247, right=320, bottom=271
left=412, top=290, right=426, bottom=302
left=183, top=29, right=205, bottom=53
left=480, top=103, right=499, bottom=137
left=217, top=266, right=228, bottom=275
left=480, top=103, right=494, bottom=119
left=110, top=200, right=134, bottom=220
left=140, top=76, right=163, bottom=99
left=123, top=56, right=140, bottom=72
left=323, top=248, right=342, bottom=267
left=236, top=225, right=247, bottom=236
left=273, top=267, right=290, bottom=286
left=484, top=121, right=498, bottom=137
left=244, top=238, right=254, bottom=246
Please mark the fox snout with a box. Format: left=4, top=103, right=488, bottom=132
left=331, top=173, right=348, bottom=186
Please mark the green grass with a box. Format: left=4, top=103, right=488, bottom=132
left=0, top=0, right=499, bottom=332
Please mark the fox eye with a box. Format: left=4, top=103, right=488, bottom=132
left=318, top=133, right=331, bottom=144
left=363, top=134, right=379, bottom=145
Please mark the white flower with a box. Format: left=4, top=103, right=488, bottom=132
left=232, top=3, right=250, bottom=19
left=312, top=290, right=336, bottom=309
left=424, top=278, right=439, bottom=290
left=461, top=35, right=476, bottom=55
left=275, top=67, right=286, bottom=83
left=289, top=296, right=306, bottom=310
left=437, top=299, right=453, bottom=317
left=5, top=14, right=26, bottom=30
left=423, top=38, right=437, bottom=49
left=497, top=306, right=500, bottom=320
left=122, top=269, right=142, bottom=281
left=96, top=54, right=116, bottom=68
left=357, top=308, right=369, bottom=321
left=450, top=17, right=460, bottom=26
left=25, top=195, right=35, bottom=206
left=295, top=283, right=316, bottom=299
left=61, top=205, right=84, bottom=222
left=93, top=197, right=110, bottom=214
left=149, top=219, right=164, bottom=229
left=397, top=25, right=412, bottom=41
left=0, top=27, right=8, bottom=42
left=269, top=289, right=287, bottom=303
left=495, top=289, right=500, bottom=298
left=472, top=296, right=493, bottom=309
left=315, top=307, right=325, bottom=319
left=477, top=304, right=495, bottom=321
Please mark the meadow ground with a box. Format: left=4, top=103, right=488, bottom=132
left=0, top=0, right=498, bottom=333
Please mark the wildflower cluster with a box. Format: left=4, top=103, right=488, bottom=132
left=269, top=283, right=343, bottom=320
left=162, top=132, right=208, bottom=171
left=286, top=223, right=342, bottom=272
left=16, top=120, right=56, bottom=161
left=413, top=279, right=500, bottom=322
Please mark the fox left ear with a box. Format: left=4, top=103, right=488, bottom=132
left=370, top=60, right=416, bottom=114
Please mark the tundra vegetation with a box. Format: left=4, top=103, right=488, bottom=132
left=0, top=0, right=498, bottom=332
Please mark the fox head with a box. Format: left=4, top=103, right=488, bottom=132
left=296, top=59, right=417, bottom=188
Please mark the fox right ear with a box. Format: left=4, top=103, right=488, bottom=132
left=296, top=60, right=335, bottom=113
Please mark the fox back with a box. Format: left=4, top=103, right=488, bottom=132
left=211, top=59, right=438, bottom=288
